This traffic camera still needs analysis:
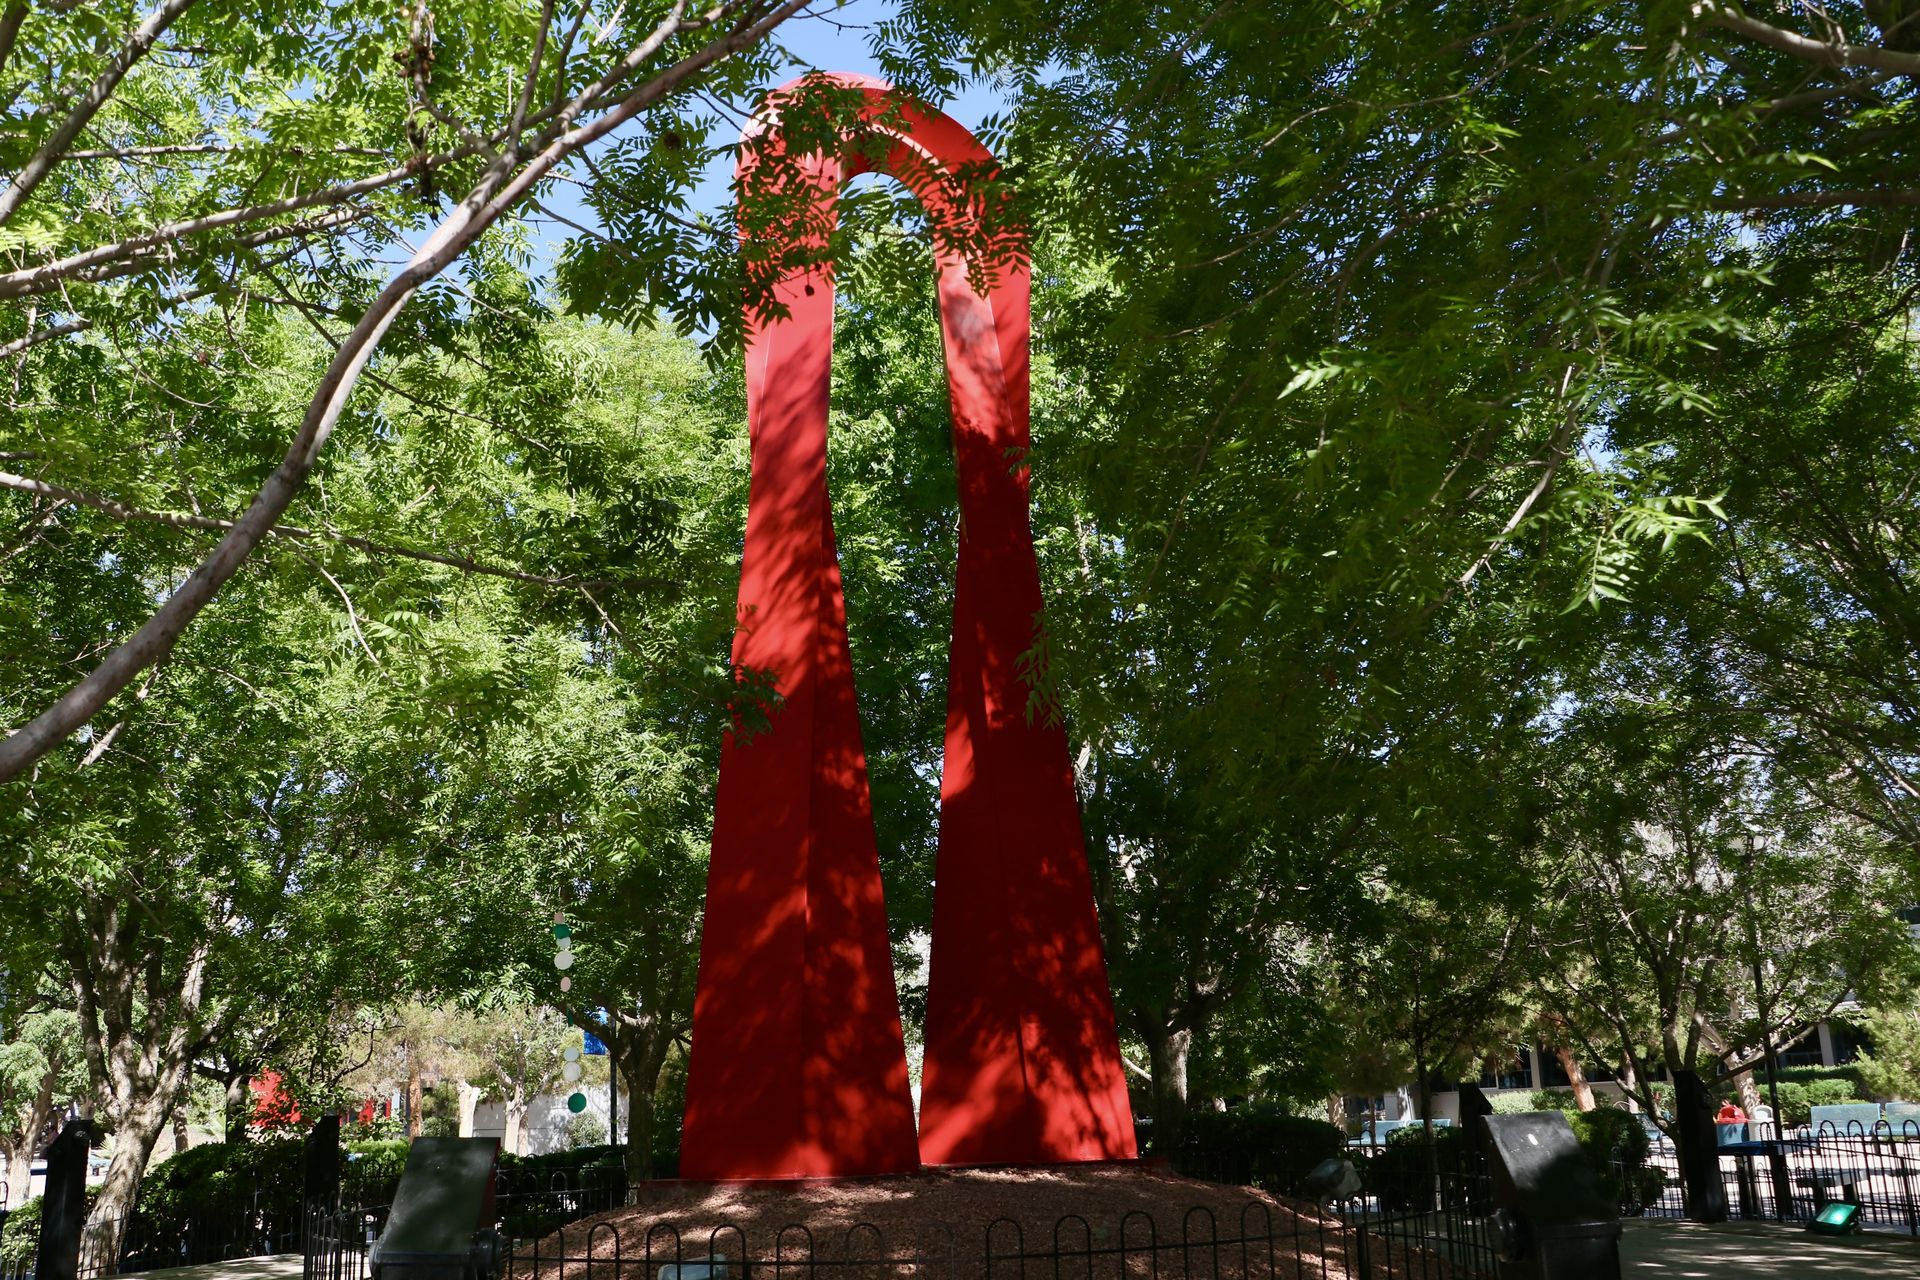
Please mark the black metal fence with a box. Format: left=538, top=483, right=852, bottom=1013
left=496, top=1201, right=1485, bottom=1280
left=298, top=1153, right=1494, bottom=1280
left=305, top=1166, right=630, bottom=1280
left=1, top=1182, right=304, bottom=1280
left=1623, top=1120, right=1920, bottom=1235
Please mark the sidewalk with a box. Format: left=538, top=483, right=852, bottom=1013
left=1622, top=1217, right=1920, bottom=1277
left=117, top=1254, right=304, bottom=1280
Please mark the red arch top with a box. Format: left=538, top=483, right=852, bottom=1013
left=679, top=73, right=1137, bottom=1180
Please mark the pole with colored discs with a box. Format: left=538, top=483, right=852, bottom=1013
left=555, top=913, right=587, bottom=1115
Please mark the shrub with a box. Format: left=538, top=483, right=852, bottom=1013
left=0, top=1198, right=41, bottom=1266
left=137, top=1136, right=305, bottom=1230
left=1180, top=1106, right=1346, bottom=1196
left=344, top=1116, right=406, bottom=1143
left=564, top=1114, right=608, bottom=1149
left=1361, top=1124, right=1469, bottom=1211
left=1775, top=1064, right=1868, bottom=1094
left=1490, top=1090, right=1581, bottom=1115
left=648, top=1053, right=688, bottom=1177
left=1567, top=1105, right=1659, bottom=1212
left=1773, top=1077, right=1860, bottom=1126
left=498, top=1143, right=624, bottom=1183
left=341, top=1139, right=410, bottom=1205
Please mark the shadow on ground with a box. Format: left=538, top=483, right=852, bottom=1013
left=1623, top=1218, right=1920, bottom=1278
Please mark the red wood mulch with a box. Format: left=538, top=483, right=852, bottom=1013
left=514, top=1162, right=1473, bottom=1278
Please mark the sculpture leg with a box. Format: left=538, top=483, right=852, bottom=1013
left=680, top=255, right=918, bottom=1179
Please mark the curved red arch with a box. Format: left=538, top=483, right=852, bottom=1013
left=679, top=73, right=1136, bottom=1180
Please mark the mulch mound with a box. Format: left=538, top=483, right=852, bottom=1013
left=515, top=1163, right=1467, bottom=1278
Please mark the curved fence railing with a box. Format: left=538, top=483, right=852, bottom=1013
left=1625, top=1119, right=1919, bottom=1234
left=1, top=1189, right=303, bottom=1280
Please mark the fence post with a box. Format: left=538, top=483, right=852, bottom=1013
left=36, top=1118, right=93, bottom=1280
left=302, top=1115, right=341, bottom=1280
left=304, top=1115, right=342, bottom=1211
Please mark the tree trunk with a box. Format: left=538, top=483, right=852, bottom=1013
left=606, top=1025, right=620, bottom=1150
left=87, top=1091, right=172, bottom=1261
left=1326, top=1093, right=1348, bottom=1133
left=2, top=1053, right=60, bottom=1208
left=222, top=1072, right=251, bottom=1143
left=1734, top=1067, right=1762, bottom=1114
left=1, top=1136, right=33, bottom=1209
left=405, top=1054, right=423, bottom=1139
left=1141, top=1019, right=1192, bottom=1153
left=616, top=1024, right=672, bottom=1183
left=504, top=1084, right=528, bottom=1156
left=70, top=910, right=215, bottom=1249
left=1554, top=1046, right=1597, bottom=1111
left=456, top=1082, right=481, bottom=1138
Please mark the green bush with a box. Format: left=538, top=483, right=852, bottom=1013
left=1361, top=1124, right=1470, bottom=1211
left=1567, top=1105, right=1660, bottom=1212
left=1772, top=1078, right=1861, bottom=1126
left=497, top=1143, right=624, bottom=1182
left=138, top=1136, right=305, bottom=1230
left=1489, top=1090, right=1582, bottom=1115
left=344, top=1116, right=407, bottom=1143
left=1181, top=1106, right=1347, bottom=1196
left=341, top=1139, right=410, bottom=1204
left=564, top=1114, right=608, bottom=1149
left=1775, top=1064, right=1868, bottom=1094
left=649, top=1052, right=687, bottom=1177
left=0, top=1198, right=41, bottom=1266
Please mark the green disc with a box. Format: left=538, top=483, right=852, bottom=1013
left=567, top=1092, right=587, bottom=1114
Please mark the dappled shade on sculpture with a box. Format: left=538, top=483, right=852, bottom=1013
left=679, top=73, right=1136, bottom=1180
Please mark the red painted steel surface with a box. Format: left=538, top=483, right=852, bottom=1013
left=679, top=74, right=1137, bottom=1180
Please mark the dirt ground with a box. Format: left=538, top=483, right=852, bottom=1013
left=515, top=1162, right=1466, bottom=1278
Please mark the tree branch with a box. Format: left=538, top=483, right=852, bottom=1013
left=0, top=164, right=422, bottom=301
left=0, top=0, right=204, bottom=225
left=0, top=0, right=805, bottom=783
left=61, top=143, right=389, bottom=160
left=0, top=4, right=27, bottom=75
left=1696, top=2, right=1920, bottom=76
left=0, top=469, right=655, bottom=592
left=1709, top=187, right=1920, bottom=208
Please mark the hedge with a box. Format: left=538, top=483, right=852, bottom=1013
left=1179, top=1106, right=1346, bottom=1196
left=0, top=1199, right=42, bottom=1267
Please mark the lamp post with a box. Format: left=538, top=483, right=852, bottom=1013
left=1740, top=827, right=1791, bottom=1218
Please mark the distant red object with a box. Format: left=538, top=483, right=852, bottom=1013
left=680, top=73, right=1137, bottom=1180
left=249, top=1070, right=302, bottom=1129
left=1715, top=1102, right=1747, bottom=1123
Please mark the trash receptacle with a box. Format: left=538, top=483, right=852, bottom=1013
left=1483, top=1112, right=1622, bottom=1280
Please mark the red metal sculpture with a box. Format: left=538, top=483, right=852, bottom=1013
left=679, top=74, right=1137, bottom=1180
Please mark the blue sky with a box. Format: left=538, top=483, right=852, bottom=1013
left=527, top=0, right=1008, bottom=273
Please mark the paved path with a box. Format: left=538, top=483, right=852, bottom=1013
left=117, top=1253, right=304, bottom=1280
left=1622, top=1218, right=1920, bottom=1277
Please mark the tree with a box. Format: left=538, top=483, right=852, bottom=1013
left=0, top=0, right=826, bottom=780
left=1855, top=1002, right=1920, bottom=1104
left=1532, top=656, right=1920, bottom=1123
left=0, top=1008, right=85, bottom=1209
left=460, top=1001, right=601, bottom=1156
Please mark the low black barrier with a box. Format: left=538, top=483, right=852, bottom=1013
left=1621, top=1120, right=1920, bottom=1235
left=2, top=1193, right=303, bottom=1280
